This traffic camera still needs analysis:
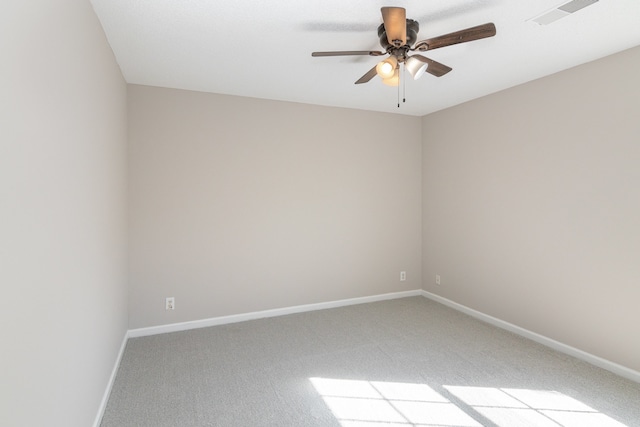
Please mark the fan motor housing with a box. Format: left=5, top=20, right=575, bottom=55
left=377, top=19, right=419, bottom=52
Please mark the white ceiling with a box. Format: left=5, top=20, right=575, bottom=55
left=90, top=0, right=640, bottom=116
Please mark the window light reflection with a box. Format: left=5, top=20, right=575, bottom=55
left=309, top=378, right=628, bottom=427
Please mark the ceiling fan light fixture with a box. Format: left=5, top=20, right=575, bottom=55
left=405, top=56, right=428, bottom=80
left=376, top=56, right=398, bottom=79
left=382, top=69, right=400, bottom=86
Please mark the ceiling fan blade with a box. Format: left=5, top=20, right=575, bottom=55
left=414, top=23, right=496, bottom=52
left=312, top=50, right=385, bottom=57
left=415, top=55, right=453, bottom=77
left=381, top=7, right=407, bottom=46
left=355, top=65, right=378, bottom=84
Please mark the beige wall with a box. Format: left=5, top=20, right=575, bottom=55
left=128, top=85, right=422, bottom=328
left=2, top=2, right=637, bottom=423
left=0, top=1, right=128, bottom=426
left=422, top=46, right=640, bottom=371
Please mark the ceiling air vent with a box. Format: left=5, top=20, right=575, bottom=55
left=529, top=0, right=599, bottom=25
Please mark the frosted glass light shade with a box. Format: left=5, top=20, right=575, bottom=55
left=376, top=56, right=398, bottom=79
left=405, top=56, right=428, bottom=80
left=382, top=69, right=399, bottom=86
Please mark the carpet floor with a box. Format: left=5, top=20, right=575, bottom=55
left=101, top=296, right=640, bottom=426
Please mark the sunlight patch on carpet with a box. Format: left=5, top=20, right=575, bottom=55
left=310, top=378, right=628, bottom=427
left=310, top=378, right=480, bottom=426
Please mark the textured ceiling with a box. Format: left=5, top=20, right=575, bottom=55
left=90, top=0, right=640, bottom=116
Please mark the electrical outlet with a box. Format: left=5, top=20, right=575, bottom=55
left=435, top=275, right=441, bottom=285
left=166, top=297, right=175, bottom=310
left=400, top=271, right=406, bottom=281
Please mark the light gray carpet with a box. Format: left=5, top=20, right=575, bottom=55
left=101, top=297, right=640, bottom=426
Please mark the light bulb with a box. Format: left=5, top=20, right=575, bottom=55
left=380, top=62, right=393, bottom=75
left=375, top=56, right=398, bottom=79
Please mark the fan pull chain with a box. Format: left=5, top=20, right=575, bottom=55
left=397, top=66, right=400, bottom=108
left=402, top=64, right=406, bottom=104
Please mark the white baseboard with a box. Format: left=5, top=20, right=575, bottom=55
left=93, top=330, right=129, bottom=427
left=129, top=289, right=423, bottom=338
left=421, top=290, right=640, bottom=384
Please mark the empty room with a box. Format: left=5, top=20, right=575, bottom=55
left=3, top=1, right=640, bottom=426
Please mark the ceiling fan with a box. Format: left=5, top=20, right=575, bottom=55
left=312, top=7, right=496, bottom=86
